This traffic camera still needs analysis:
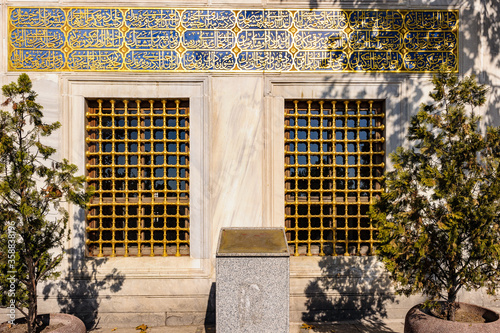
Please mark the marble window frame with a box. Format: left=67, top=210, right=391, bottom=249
left=263, top=75, right=407, bottom=255
left=61, top=74, right=210, bottom=278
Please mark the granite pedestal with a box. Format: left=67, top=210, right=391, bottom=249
left=216, top=228, right=290, bottom=333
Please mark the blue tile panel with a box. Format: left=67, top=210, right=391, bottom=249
left=8, top=8, right=458, bottom=72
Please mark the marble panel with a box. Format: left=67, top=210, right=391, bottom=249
left=210, top=76, right=264, bottom=252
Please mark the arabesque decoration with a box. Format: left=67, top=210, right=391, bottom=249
left=8, top=8, right=458, bottom=72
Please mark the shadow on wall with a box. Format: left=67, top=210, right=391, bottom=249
left=42, top=210, right=125, bottom=330
left=42, top=254, right=125, bottom=330
left=302, top=256, right=397, bottom=330
left=474, top=0, right=500, bottom=127
left=204, top=283, right=216, bottom=330
left=302, top=0, right=500, bottom=125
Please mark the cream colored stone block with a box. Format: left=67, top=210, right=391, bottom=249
left=60, top=0, right=207, bottom=5
left=92, top=312, right=166, bottom=328
left=210, top=75, right=265, bottom=254
left=39, top=295, right=210, bottom=313
left=1, top=3, right=6, bottom=74
left=41, top=276, right=214, bottom=298
left=212, top=0, right=264, bottom=4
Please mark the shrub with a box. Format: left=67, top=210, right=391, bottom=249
left=371, top=71, right=500, bottom=320
left=0, top=74, right=92, bottom=332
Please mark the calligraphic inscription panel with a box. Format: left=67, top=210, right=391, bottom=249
left=8, top=8, right=458, bottom=72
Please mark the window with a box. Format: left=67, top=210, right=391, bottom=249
left=86, top=99, right=189, bottom=257
left=284, top=100, right=384, bottom=256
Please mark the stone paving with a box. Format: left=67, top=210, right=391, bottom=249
left=90, top=320, right=405, bottom=333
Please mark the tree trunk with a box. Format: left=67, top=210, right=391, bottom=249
left=446, top=261, right=459, bottom=321
left=446, top=290, right=458, bottom=321
left=27, top=257, right=37, bottom=333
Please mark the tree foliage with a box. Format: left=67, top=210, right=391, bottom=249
left=370, top=71, right=500, bottom=320
left=0, top=74, right=92, bottom=332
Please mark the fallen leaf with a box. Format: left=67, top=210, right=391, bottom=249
left=301, top=323, right=315, bottom=329
left=136, top=324, right=148, bottom=332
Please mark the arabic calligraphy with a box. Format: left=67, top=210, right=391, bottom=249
left=295, top=31, right=346, bottom=50
left=68, top=50, right=122, bottom=70
left=349, top=31, right=402, bottom=51
left=183, top=30, right=234, bottom=50
left=69, top=29, right=123, bottom=48
left=294, top=10, right=347, bottom=29
left=405, top=11, right=458, bottom=30
left=125, top=9, right=179, bottom=29
left=237, top=51, right=293, bottom=70
left=238, top=30, right=292, bottom=50
left=10, top=8, right=65, bottom=27
left=126, top=30, right=179, bottom=49
left=350, top=51, right=402, bottom=71
left=182, top=51, right=235, bottom=70
left=238, top=10, right=292, bottom=29
left=68, top=9, right=123, bottom=28
left=349, top=11, right=403, bottom=30
left=11, top=49, right=65, bottom=69
left=125, top=50, right=179, bottom=70
left=11, top=28, right=65, bottom=48
left=404, top=32, right=456, bottom=51
left=295, top=51, right=348, bottom=71
left=8, top=8, right=459, bottom=73
left=404, top=52, right=456, bottom=71
left=182, top=10, right=235, bottom=29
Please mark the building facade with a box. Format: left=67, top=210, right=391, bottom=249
left=1, top=0, right=499, bottom=328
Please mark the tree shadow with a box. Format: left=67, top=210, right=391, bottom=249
left=42, top=254, right=124, bottom=330
left=296, top=0, right=500, bottom=126
left=302, top=256, right=397, bottom=330
left=467, top=0, right=500, bottom=127
left=42, top=210, right=125, bottom=330
left=287, top=1, right=500, bottom=330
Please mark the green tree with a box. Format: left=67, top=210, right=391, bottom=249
left=371, top=71, right=500, bottom=321
left=0, top=74, right=92, bottom=332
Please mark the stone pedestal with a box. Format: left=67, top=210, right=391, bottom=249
left=216, top=228, right=290, bottom=333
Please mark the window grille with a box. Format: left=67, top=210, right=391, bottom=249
left=86, top=99, right=189, bottom=257
left=284, top=100, right=385, bottom=256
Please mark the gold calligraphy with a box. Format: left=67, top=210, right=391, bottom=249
left=8, top=8, right=458, bottom=73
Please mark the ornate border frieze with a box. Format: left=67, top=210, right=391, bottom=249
left=8, top=8, right=458, bottom=72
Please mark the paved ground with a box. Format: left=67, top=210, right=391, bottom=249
left=90, top=319, right=405, bottom=333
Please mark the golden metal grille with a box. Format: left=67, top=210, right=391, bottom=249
left=86, top=99, right=189, bottom=257
left=285, top=100, right=385, bottom=256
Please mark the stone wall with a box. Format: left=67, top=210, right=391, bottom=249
left=1, top=0, right=499, bottom=328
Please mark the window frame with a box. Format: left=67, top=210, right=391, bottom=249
left=283, top=99, right=385, bottom=256
left=264, top=75, right=406, bottom=259
left=85, top=98, right=191, bottom=258
left=61, top=74, right=210, bottom=278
